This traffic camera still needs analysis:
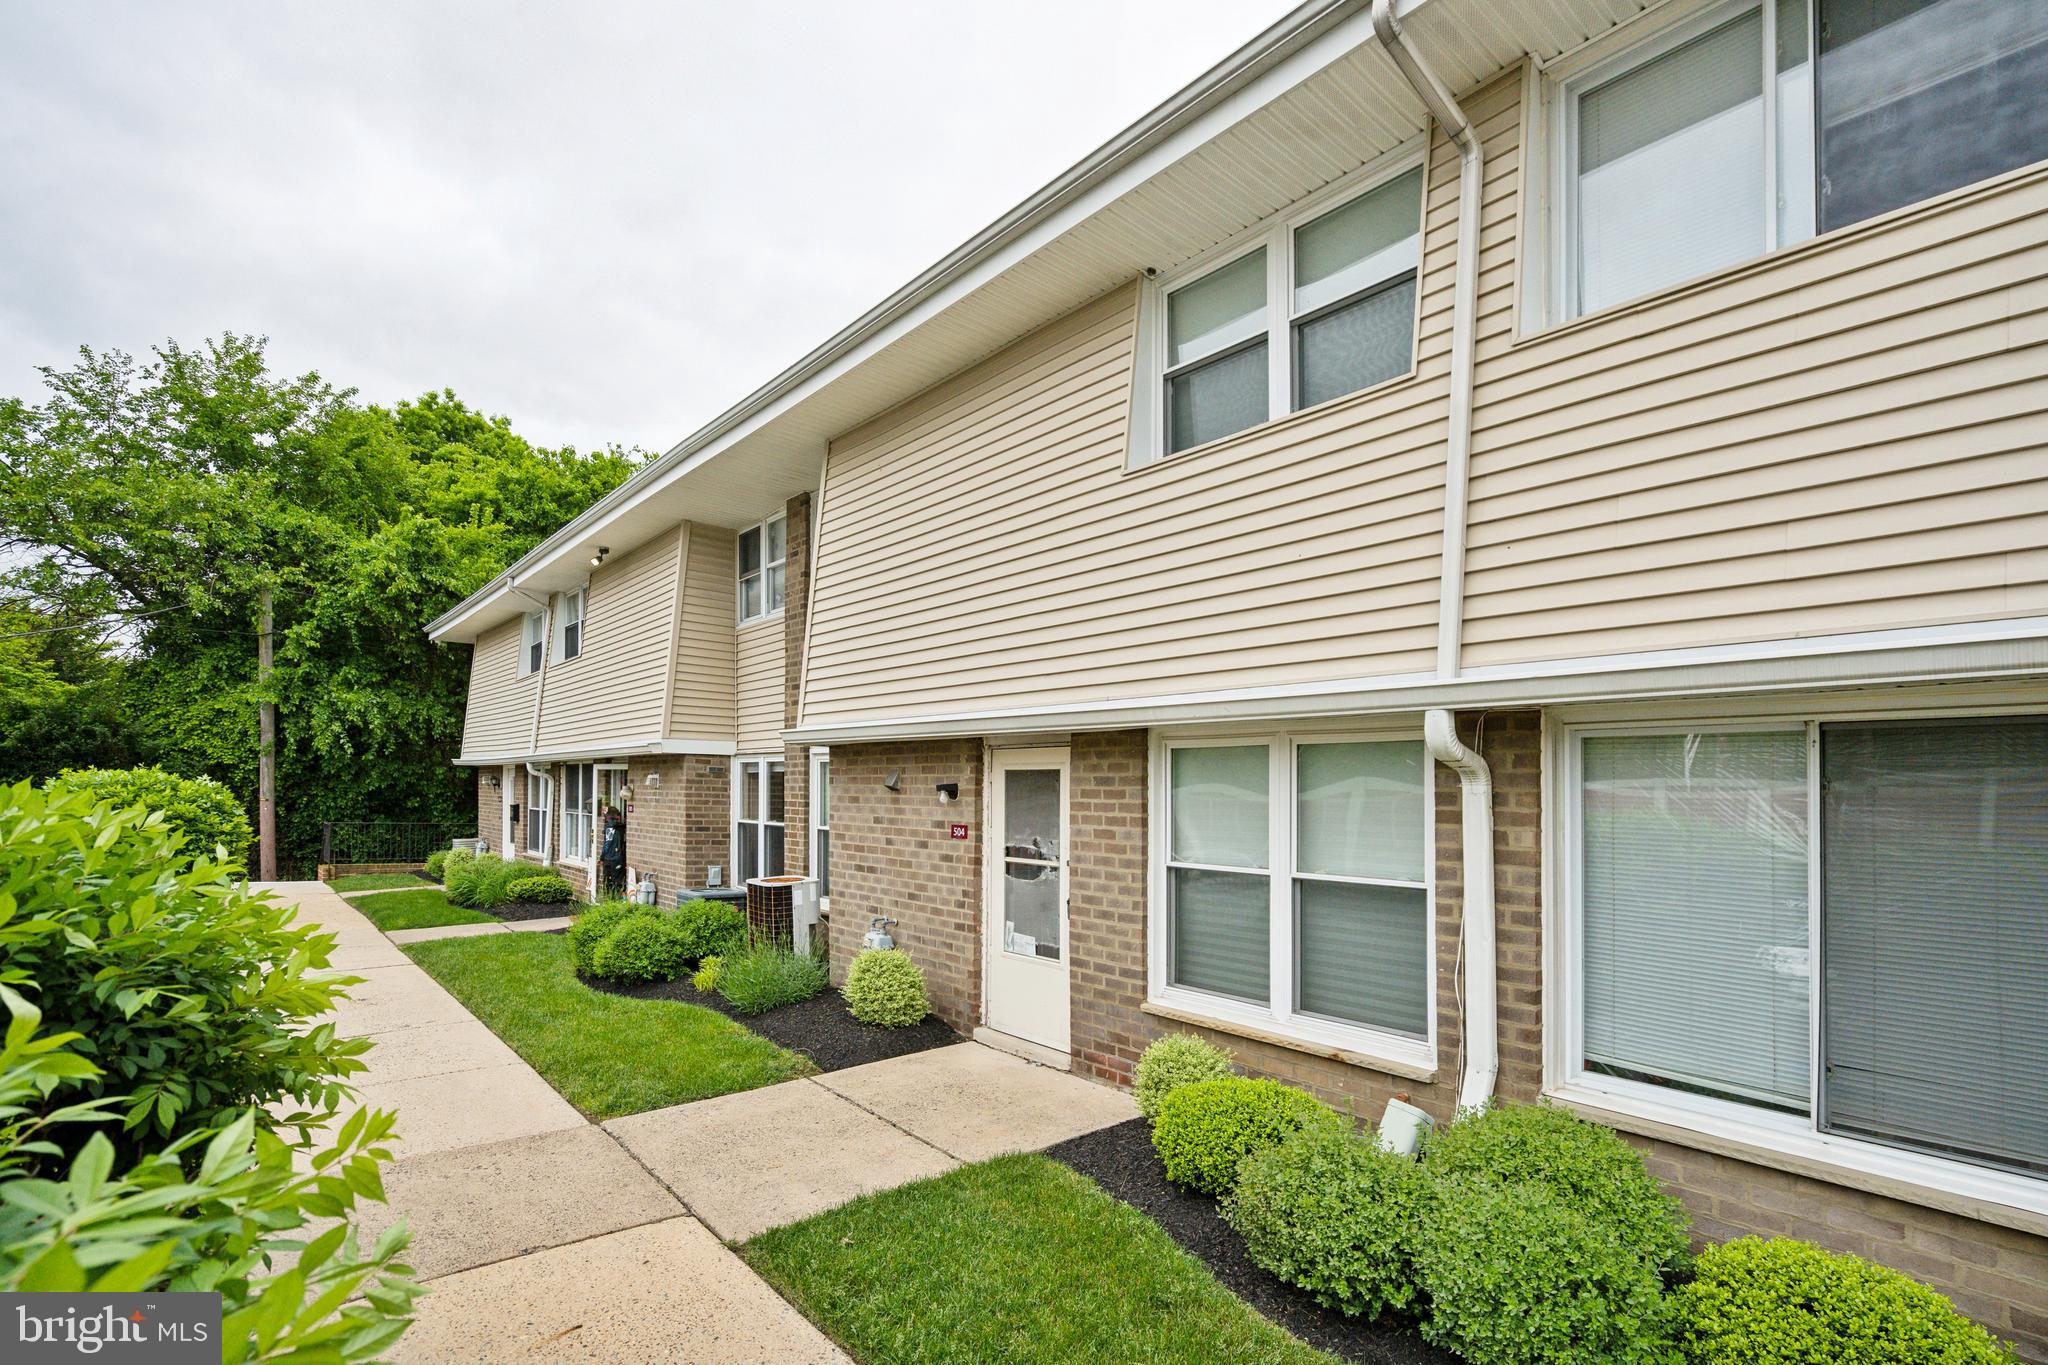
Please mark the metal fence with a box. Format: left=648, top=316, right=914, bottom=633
left=320, top=821, right=453, bottom=867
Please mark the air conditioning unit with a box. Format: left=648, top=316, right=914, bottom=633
left=451, top=837, right=485, bottom=854
left=791, top=878, right=822, bottom=955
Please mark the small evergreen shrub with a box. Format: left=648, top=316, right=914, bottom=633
left=1134, top=1033, right=1234, bottom=1122
left=716, top=941, right=829, bottom=1015
left=49, top=765, right=253, bottom=866
left=1422, top=1101, right=1691, bottom=1273
left=843, top=949, right=929, bottom=1027
left=591, top=915, right=690, bottom=983
left=1416, top=1178, right=1676, bottom=1365
left=568, top=900, right=657, bottom=976
left=673, top=898, right=747, bottom=962
left=1151, top=1077, right=1347, bottom=1195
left=1674, top=1237, right=2015, bottom=1365
left=443, top=847, right=476, bottom=877
left=1221, top=1125, right=1428, bottom=1319
left=691, top=955, right=724, bottom=993
left=504, top=872, right=574, bottom=904
left=424, top=849, right=449, bottom=879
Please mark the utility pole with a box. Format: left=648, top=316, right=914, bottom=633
left=258, top=585, right=277, bottom=881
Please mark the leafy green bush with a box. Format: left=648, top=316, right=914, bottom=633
left=1674, top=1237, right=2014, bottom=1365
left=591, top=916, right=690, bottom=983
left=691, top=955, right=724, bottom=993
left=1421, top=1101, right=1691, bottom=1274
left=567, top=901, right=655, bottom=976
left=1151, top=1077, right=1346, bottom=1195
left=1221, top=1125, right=1428, bottom=1318
left=1135, top=1033, right=1235, bottom=1122
left=1415, top=1178, right=1676, bottom=1365
left=50, top=765, right=253, bottom=867
left=673, top=898, right=747, bottom=962
left=444, top=853, right=527, bottom=908
left=442, top=847, right=476, bottom=879
left=504, top=872, right=574, bottom=904
left=423, top=849, right=449, bottom=879
left=0, top=781, right=368, bottom=1160
left=716, top=941, right=829, bottom=1016
left=843, top=949, right=929, bottom=1027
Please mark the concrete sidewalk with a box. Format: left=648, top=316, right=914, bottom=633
left=271, top=881, right=1137, bottom=1362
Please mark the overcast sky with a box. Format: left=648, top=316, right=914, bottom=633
left=0, top=2, right=1295, bottom=455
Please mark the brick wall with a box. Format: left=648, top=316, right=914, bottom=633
left=477, top=769, right=500, bottom=851
left=825, top=740, right=982, bottom=1029
left=611, top=754, right=732, bottom=902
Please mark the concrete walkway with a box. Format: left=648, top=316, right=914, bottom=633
left=269, top=882, right=1137, bottom=1362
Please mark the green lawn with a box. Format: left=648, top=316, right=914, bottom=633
left=743, top=1155, right=1335, bottom=1365
left=327, top=872, right=431, bottom=893
left=403, top=933, right=809, bottom=1119
left=344, top=888, right=495, bottom=931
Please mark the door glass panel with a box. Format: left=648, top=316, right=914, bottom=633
left=1004, top=769, right=1061, bottom=862
left=1004, top=861, right=1061, bottom=960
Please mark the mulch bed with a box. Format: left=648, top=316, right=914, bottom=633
left=485, top=901, right=580, bottom=922
left=587, top=975, right=960, bottom=1073
left=1045, top=1119, right=1454, bottom=1365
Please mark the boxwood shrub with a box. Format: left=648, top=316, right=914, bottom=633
left=1422, top=1101, right=1691, bottom=1274
left=1674, top=1236, right=2015, bottom=1364
left=50, top=765, right=253, bottom=867
left=567, top=901, right=657, bottom=976
left=1221, top=1124, right=1428, bottom=1318
left=1134, top=1033, right=1234, bottom=1122
left=1151, top=1077, right=1347, bottom=1195
left=1416, top=1178, right=1677, bottom=1365
left=673, top=898, right=746, bottom=962
left=591, top=915, right=690, bottom=983
left=504, top=872, right=574, bottom=904
left=843, top=949, right=929, bottom=1027
left=424, top=849, right=450, bottom=879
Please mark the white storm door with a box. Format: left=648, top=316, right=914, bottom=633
left=983, top=746, right=1071, bottom=1053
left=500, top=765, right=515, bottom=853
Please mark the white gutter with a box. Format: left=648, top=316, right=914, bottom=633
left=1372, top=0, right=1481, bottom=680
left=1376, top=0, right=1495, bottom=1112
left=1425, top=709, right=1497, bottom=1112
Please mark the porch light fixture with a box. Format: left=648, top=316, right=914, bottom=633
left=590, top=545, right=609, bottom=567
left=936, top=782, right=959, bottom=804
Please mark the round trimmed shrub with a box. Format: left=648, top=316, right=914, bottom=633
left=591, top=914, right=689, bottom=982
left=1422, top=1101, right=1690, bottom=1274
left=504, top=872, right=574, bottom=904
left=568, top=900, right=657, bottom=976
left=1674, top=1236, right=2015, bottom=1365
left=1416, top=1178, right=1676, bottom=1365
left=843, top=949, right=929, bottom=1027
left=673, top=898, right=747, bottom=962
left=1134, top=1033, right=1235, bottom=1122
left=51, top=765, right=253, bottom=866
left=1221, top=1125, right=1428, bottom=1318
left=1151, top=1077, right=1347, bottom=1195
left=424, top=849, right=450, bottom=879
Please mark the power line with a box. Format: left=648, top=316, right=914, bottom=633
left=0, top=604, right=186, bottom=642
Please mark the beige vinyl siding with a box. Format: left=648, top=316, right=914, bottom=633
left=670, top=523, right=740, bottom=741
left=534, top=527, right=682, bottom=752
left=735, top=617, right=786, bottom=751
left=457, top=617, right=537, bottom=761
left=1460, top=73, right=2048, bottom=665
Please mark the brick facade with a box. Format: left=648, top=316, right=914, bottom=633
left=476, top=769, right=500, bottom=850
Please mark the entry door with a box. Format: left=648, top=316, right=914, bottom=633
left=984, top=746, right=1071, bottom=1053
left=500, top=765, right=515, bottom=853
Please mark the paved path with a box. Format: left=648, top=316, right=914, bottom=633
left=268, top=882, right=1136, bottom=1362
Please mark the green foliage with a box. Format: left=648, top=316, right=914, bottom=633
left=691, top=956, right=724, bottom=993
left=444, top=852, right=525, bottom=908
left=1220, top=1125, right=1428, bottom=1319
left=1134, top=1033, right=1235, bottom=1122
left=50, top=765, right=253, bottom=865
left=567, top=901, right=656, bottom=977
left=673, top=898, right=747, bottom=961
left=1421, top=1101, right=1691, bottom=1275
left=1414, top=1178, right=1678, bottom=1365
left=0, top=782, right=368, bottom=1162
left=1674, top=1237, right=2014, bottom=1365
left=423, top=850, right=449, bottom=879
left=591, top=916, right=690, bottom=983
left=504, top=872, right=574, bottom=904
left=1150, top=1077, right=1347, bottom=1195
left=842, top=949, right=930, bottom=1027
left=716, top=941, right=830, bottom=1016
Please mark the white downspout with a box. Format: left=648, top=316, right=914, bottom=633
left=1376, top=1, right=1498, bottom=1113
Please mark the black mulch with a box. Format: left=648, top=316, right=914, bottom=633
left=486, top=901, right=580, bottom=922
left=586, top=975, right=961, bottom=1073
left=1044, top=1119, right=1454, bottom=1365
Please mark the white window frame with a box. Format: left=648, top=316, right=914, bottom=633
left=1540, top=0, right=1818, bottom=325
left=1546, top=687, right=2048, bottom=1223
left=1130, top=139, right=1428, bottom=469
left=732, top=756, right=785, bottom=882
left=559, top=762, right=596, bottom=866
left=519, top=609, right=546, bottom=677
left=809, top=747, right=830, bottom=910
left=555, top=587, right=587, bottom=662
left=736, top=513, right=786, bottom=624
left=523, top=763, right=552, bottom=862
left=1146, top=721, right=1437, bottom=1077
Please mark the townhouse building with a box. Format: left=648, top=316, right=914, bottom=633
left=429, top=0, right=2048, bottom=1349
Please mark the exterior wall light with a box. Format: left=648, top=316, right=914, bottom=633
left=936, top=782, right=959, bottom=804
left=590, top=546, right=609, bottom=567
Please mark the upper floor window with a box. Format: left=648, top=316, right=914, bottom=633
left=555, top=589, right=586, bottom=662
left=520, top=610, right=545, bottom=677
left=1142, top=161, right=1425, bottom=463
left=1557, top=0, right=2048, bottom=320
left=738, top=514, right=786, bottom=623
